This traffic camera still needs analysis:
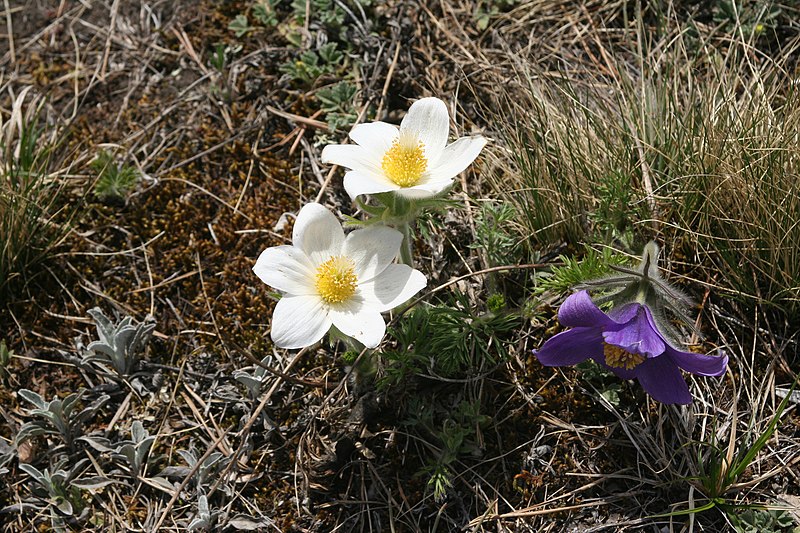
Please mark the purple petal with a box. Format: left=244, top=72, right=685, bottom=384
left=666, top=346, right=728, bottom=377
left=535, top=327, right=604, bottom=367
left=558, top=291, right=616, bottom=328
left=635, top=355, right=692, bottom=404
left=608, top=303, right=642, bottom=323
left=603, top=306, right=666, bottom=357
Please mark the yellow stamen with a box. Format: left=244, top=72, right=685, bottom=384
left=603, top=343, right=645, bottom=370
left=381, top=137, right=428, bottom=187
left=315, top=256, right=357, bottom=304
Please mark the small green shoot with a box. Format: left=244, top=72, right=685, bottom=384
left=713, top=0, right=781, bottom=39
left=280, top=43, right=344, bottom=87
left=534, top=246, right=631, bottom=296
left=576, top=359, right=624, bottom=407
left=408, top=398, right=490, bottom=502
left=228, top=14, right=255, bottom=38
left=291, top=0, right=345, bottom=30
left=0, top=340, right=12, bottom=382
left=91, top=150, right=140, bottom=203
left=658, top=379, right=799, bottom=521
left=253, top=0, right=279, bottom=27
left=487, top=293, right=506, bottom=313
left=729, top=507, right=798, bottom=533
left=469, top=201, right=521, bottom=267
left=316, top=81, right=358, bottom=131
left=474, top=0, right=520, bottom=30
left=383, top=292, right=521, bottom=379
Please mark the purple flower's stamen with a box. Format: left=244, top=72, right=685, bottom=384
left=603, top=343, right=645, bottom=370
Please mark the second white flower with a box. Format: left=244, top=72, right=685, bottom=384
left=253, top=203, right=427, bottom=349
left=321, top=97, right=487, bottom=200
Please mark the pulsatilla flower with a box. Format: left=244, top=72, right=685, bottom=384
left=321, top=97, right=487, bottom=200
left=253, top=203, right=426, bottom=349
left=535, top=291, right=728, bottom=404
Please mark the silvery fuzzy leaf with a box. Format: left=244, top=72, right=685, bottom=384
left=86, top=341, right=118, bottom=359
left=17, top=389, right=47, bottom=409
left=18, top=463, right=46, bottom=483
left=188, top=517, right=210, bottom=531
left=112, top=325, right=139, bottom=353
left=78, top=435, right=114, bottom=453
left=229, top=515, right=276, bottom=530
left=158, top=466, right=190, bottom=479
left=130, top=321, right=156, bottom=351
left=16, top=423, right=47, bottom=444
left=113, top=444, right=137, bottom=467
left=177, top=449, right=198, bottom=466
left=131, top=421, right=148, bottom=443
left=76, top=394, right=109, bottom=421
left=62, top=392, right=83, bottom=415
left=52, top=496, right=73, bottom=516
left=233, top=373, right=262, bottom=395
left=197, top=494, right=209, bottom=515
left=71, top=476, right=115, bottom=490
left=87, top=308, right=115, bottom=345
left=145, top=476, right=176, bottom=494
left=136, top=436, right=156, bottom=463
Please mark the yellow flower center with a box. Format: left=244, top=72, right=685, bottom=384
left=381, top=137, right=428, bottom=187
left=315, top=256, right=357, bottom=304
left=603, top=343, right=645, bottom=370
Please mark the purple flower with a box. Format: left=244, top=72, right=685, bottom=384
left=534, top=290, right=728, bottom=405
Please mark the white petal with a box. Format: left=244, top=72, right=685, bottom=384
left=428, top=136, right=487, bottom=180
left=349, top=122, right=399, bottom=158
left=329, top=300, right=386, bottom=348
left=320, top=144, right=381, bottom=175
left=359, top=264, right=427, bottom=312
left=343, top=170, right=399, bottom=200
left=271, top=295, right=331, bottom=349
left=400, top=97, right=450, bottom=163
left=395, top=176, right=453, bottom=198
left=292, top=203, right=344, bottom=265
left=252, top=245, right=315, bottom=295
left=343, top=226, right=403, bottom=281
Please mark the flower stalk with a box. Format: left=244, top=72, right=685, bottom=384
left=398, top=221, right=415, bottom=267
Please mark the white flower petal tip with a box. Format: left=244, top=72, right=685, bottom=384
left=320, top=98, right=484, bottom=199
left=343, top=170, right=399, bottom=200
left=254, top=202, right=428, bottom=350
left=270, top=295, right=331, bottom=349
left=292, top=203, right=345, bottom=265
left=361, top=264, right=426, bottom=312
left=428, top=135, right=488, bottom=181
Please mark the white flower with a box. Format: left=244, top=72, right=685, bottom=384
left=253, top=203, right=427, bottom=349
left=321, top=97, right=487, bottom=200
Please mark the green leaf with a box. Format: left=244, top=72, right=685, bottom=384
left=228, top=14, right=253, bottom=37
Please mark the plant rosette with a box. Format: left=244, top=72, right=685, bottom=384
left=253, top=203, right=427, bottom=349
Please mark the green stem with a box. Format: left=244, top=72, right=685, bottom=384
left=635, top=283, right=649, bottom=304
left=398, top=221, right=414, bottom=267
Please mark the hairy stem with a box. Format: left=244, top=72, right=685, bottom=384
left=398, top=222, right=414, bottom=267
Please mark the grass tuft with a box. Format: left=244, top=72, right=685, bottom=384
left=485, top=8, right=800, bottom=312
left=0, top=89, right=78, bottom=298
